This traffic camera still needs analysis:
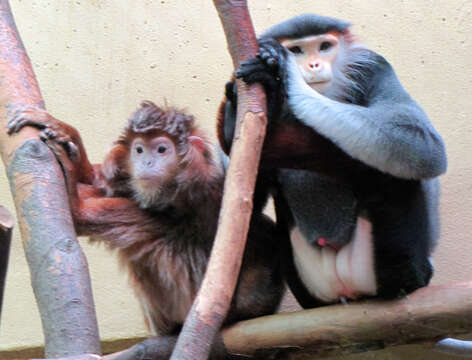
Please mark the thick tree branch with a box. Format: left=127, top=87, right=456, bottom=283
left=12, top=282, right=472, bottom=359
left=170, top=1, right=267, bottom=359
left=221, top=282, right=472, bottom=358
left=0, top=1, right=100, bottom=357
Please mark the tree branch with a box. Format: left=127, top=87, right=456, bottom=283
left=170, top=1, right=267, bottom=359
left=221, top=282, right=472, bottom=358
left=0, top=1, right=100, bottom=356
left=11, top=282, right=472, bottom=359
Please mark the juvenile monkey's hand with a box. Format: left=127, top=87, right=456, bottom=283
left=7, top=107, right=80, bottom=162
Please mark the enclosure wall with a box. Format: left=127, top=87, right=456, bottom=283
left=1, top=1, right=471, bottom=359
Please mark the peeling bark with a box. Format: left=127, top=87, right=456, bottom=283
left=0, top=1, right=100, bottom=357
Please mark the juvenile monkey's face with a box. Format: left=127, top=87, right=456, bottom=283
left=281, top=34, right=339, bottom=93
left=129, top=135, right=179, bottom=195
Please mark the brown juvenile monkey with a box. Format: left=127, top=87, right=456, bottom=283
left=8, top=102, right=283, bottom=358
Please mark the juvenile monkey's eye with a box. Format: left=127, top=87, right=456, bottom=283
left=136, top=146, right=144, bottom=154
left=288, top=46, right=303, bottom=54
left=158, top=145, right=167, bottom=154
left=320, top=42, right=333, bottom=51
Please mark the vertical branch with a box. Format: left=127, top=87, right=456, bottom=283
left=171, top=1, right=267, bottom=359
left=0, top=1, right=101, bottom=357
left=0, top=205, right=13, bottom=323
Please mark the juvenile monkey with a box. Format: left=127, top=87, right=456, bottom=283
left=8, top=102, right=283, bottom=357
left=219, top=14, right=447, bottom=307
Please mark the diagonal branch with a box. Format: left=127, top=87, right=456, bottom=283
left=0, top=1, right=100, bottom=357
left=170, top=1, right=267, bottom=359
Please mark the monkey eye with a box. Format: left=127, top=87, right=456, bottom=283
left=320, top=42, right=333, bottom=51
left=157, top=145, right=167, bottom=154
left=136, top=145, right=144, bottom=154
left=288, top=46, right=303, bottom=54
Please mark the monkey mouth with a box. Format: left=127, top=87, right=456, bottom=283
left=308, top=79, right=330, bottom=85
left=137, top=177, right=159, bottom=188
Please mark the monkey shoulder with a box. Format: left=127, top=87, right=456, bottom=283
left=345, top=49, right=407, bottom=104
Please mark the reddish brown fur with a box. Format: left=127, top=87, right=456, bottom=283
left=217, top=96, right=359, bottom=183
left=10, top=103, right=283, bottom=355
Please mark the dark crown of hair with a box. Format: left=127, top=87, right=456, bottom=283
left=120, top=101, right=196, bottom=154
left=260, top=13, right=351, bottom=40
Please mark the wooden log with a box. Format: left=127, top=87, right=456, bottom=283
left=0, top=1, right=100, bottom=357
left=221, top=282, right=472, bottom=358
left=0, top=205, right=13, bottom=323
left=170, top=1, right=268, bottom=359
left=10, top=282, right=472, bottom=359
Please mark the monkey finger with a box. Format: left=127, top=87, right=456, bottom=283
left=7, top=112, right=46, bottom=135
left=42, top=128, right=57, bottom=140
left=259, top=50, right=278, bottom=68
left=259, top=38, right=284, bottom=56
left=39, top=128, right=79, bottom=162
left=65, top=141, right=80, bottom=162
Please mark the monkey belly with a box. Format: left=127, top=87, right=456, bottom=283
left=290, top=217, right=377, bottom=303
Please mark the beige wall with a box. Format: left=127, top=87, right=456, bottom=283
left=1, top=1, right=471, bottom=358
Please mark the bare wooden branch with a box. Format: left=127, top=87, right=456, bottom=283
left=0, top=205, right=13, bottom=323
left=170, top=1, right=267, bottom=359
left=0, top=1, right=100, bottom=356
left=10, top=282, right=472, bottom=359
left=221, top=282, right=472, bottom=358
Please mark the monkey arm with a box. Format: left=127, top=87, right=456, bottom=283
left=284, top=53, right=448, bottom=180
left=73, top=184, right=160, bottom=249
left=217, top=94, right=360, bottom=181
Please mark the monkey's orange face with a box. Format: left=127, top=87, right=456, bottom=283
left=129, top=135, right=179, bottom=192
left=281, top=34, right=339, bottom=93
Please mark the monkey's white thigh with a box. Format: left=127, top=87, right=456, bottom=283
left=290, top=227, right=343, bottom=303
left=336, top=217, right=377, bottom=297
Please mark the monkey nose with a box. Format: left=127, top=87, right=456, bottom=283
left=309, top=61, right=321, bottom=70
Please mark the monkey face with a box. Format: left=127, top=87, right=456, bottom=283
left=281, top=34, right=339, bottom=93
left=130, top=135, right=179, bottom=192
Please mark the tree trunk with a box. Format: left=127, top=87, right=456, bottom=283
left=0, top=1, right=100, bottom=357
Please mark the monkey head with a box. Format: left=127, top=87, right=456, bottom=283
left=105, top=101, right=216, bottom=209
left=261, top=14, right=356, bottom=94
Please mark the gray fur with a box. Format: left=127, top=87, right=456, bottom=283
left=278, top=169, right=357, bottom=248
left=284, top=51, right=447, bottom=180
left=262, top=15, right=446, bottom=302
left=261, top=13, right=350, bottom=40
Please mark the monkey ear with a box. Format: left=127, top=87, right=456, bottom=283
left=188, top=135, right=207, bottom=154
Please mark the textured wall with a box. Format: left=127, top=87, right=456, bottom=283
left=1, top=1, right=471, bottom=358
